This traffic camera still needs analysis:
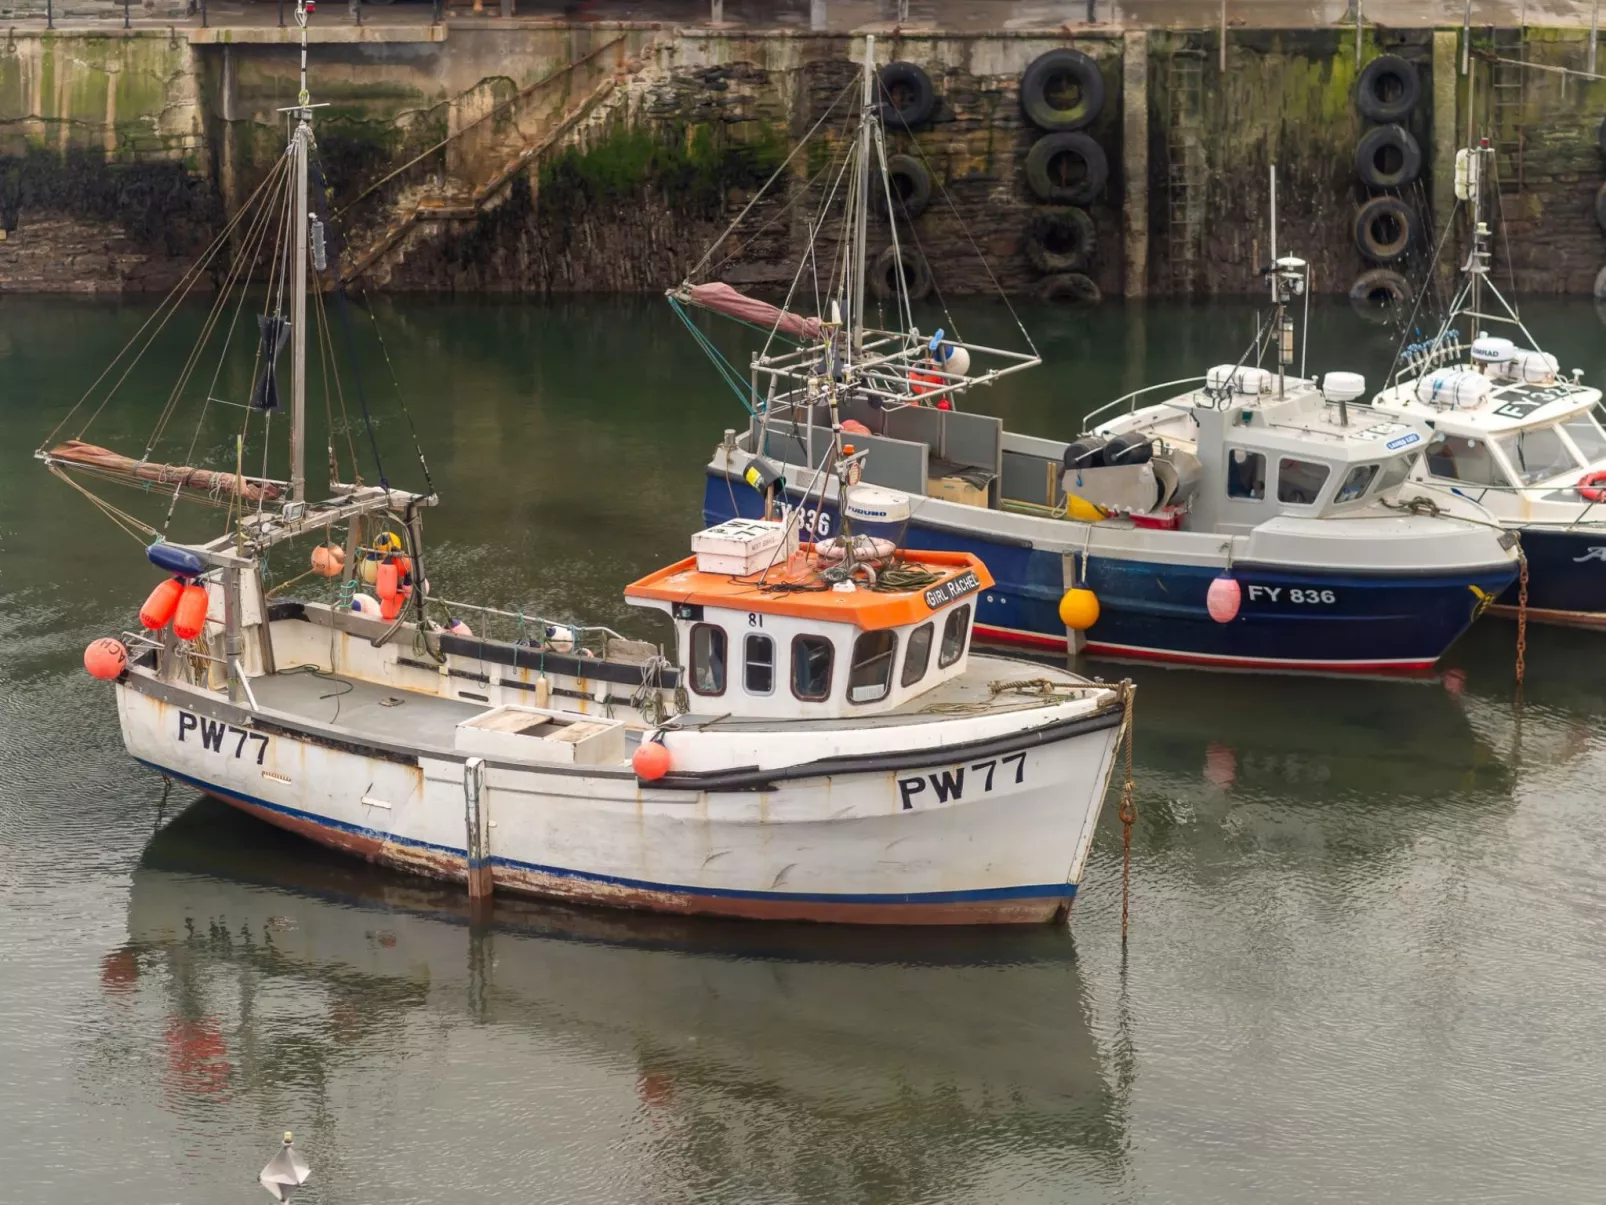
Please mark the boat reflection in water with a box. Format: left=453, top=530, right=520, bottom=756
left=111, top=802, right=1127, bottom=1201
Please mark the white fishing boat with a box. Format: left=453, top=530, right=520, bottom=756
left=42, top=5, right=1131, bottom=927
left=686, top=45, right=1519, bottom=674
left=1370, top=138, right=1606, bottom=628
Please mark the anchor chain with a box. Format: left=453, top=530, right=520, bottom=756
left=1515, top=547, right=1529, bottom=696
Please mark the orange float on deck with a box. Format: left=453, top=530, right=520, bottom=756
left=172, top=583, right=210, bottom=641
left=376, top=560, right=399, bottom=601
left=379, top=593, right=404, bottom=622
left=633, top=741, right=672, bottom=781
left=139, top=577, right=185, bottom=630
left=84, top=638, right=128, bottom=680
left=310, top=544, right=345, bottom=577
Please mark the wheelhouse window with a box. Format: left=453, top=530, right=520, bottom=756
left=1498, top=425, right=1581, bottom=485
left=1227, top=449, right=1266, bottom=499
left=1424, top=433, right=1508, bottom=487
left=902, top=622, right=934, bottom=687
left=938, top=604, right=971, bottom=669
left=1562, top=412, right=1606, bottom=463
left=1374, top=454, right=1414, bottom=493
left=791, top=634, right=834, bottom=701
left=1276, top=458, right=1331, bottom=505
left=848, top=630, right=898, bottom=705
left=744, top=633, right=774, bottom=695
left=1334, top=463, right=1379, bottom=503
left=690, top=624, right=727, bottom=696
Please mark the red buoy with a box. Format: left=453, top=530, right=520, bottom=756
left=376, top=560, right=399, bottom=602
left=633, top=741, right=672, bottom=782
left=84, top=638, right=128, bottom=680
left=139, top=577, right=185, bottom=631
left=1206, top=576, right=1242, bottom=624
left=172, top=583, right=209, bottom=641
left=379, top=593, right=404, bottom=622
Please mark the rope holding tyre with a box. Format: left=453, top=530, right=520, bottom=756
left=1355, top=55, right=1422, bottom=122
left=877, top=62, right=936, bottom=130
left=1349, top=267, right=1413, bottom=324
left=1039, top=272, right=1102, bottom=304
left=873, top=154, right=932, bottom=220
left=1353, top=196, right=1418, bottom=263
left=1020, top=48, right=1105, bottom=131
left=1026, top=132, right=1108, bottom=205
left=1356, top=124, right=1423, bottom=190
left=1024, top=207, right=1097, bottom=273
left=871, top=245, right=933, bottom=302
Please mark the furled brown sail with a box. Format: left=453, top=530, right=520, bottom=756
left=45, top=440, right=284, bottom=503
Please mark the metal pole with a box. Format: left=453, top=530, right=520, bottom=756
left=124, top=0, right=131, bottom=29
left=851, top=35, right=874, bottom=356
left=1356, top=0, right=1363, bottom=69
left=46, top=0, right=53, bottom=27
left=463, top=757, right=492, bottom=913
left=279, top=0, right=286, bottom=28
left=1462, top=0, right=1471, bottom=74
left=289, top=3, right=310, bottom=504
left=1219, top=0, right=1227, bottom=72
left=200, top=0, right=207, bottom=28
left=1591, top=0, right=1600, bottom=76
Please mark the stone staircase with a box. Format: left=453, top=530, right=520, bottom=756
left=338, top=33, right=648, bottom=287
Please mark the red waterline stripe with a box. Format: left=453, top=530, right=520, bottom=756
left=974, top=624, right=1436, bottom=674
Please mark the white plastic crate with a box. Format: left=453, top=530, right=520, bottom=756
left=692, top=518, right=792, bottom=575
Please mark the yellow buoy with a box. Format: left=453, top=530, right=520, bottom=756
left=1065, top=494, right=1107, bottom=523
left=1059, top=586, right=1100, bottom=631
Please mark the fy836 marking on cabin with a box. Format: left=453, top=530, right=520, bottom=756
left=177, top=711, right=269, bottom=764
left=898, top=752, right=1026, bottom=810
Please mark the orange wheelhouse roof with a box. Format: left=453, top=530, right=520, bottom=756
left=624, top=549, right=994, bottom=630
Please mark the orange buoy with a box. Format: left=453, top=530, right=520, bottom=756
left=310, top=544, right=345, bottom=577
left=1206, top=576, right=1241, bottom=624
left=633, top=741, right=672, bottom=781
left=172, top=583, right=209, bottom=641
left=379, top=592, right=404, bottom=622
left=84, top=638, right=128, bottom=680
left=376, top=560, right=399, bottom=602
left=139, top=577, right=185, bottom=630
left=841, top=419, right=871, bottom=435
left=392, top=555, right=412, bottom=579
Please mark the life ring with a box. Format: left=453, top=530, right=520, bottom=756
left=1353, top=195, right=1418, bottom=263
left=1578, top=470, right=1606, bottom=502
left=1025, top=132, right=1108, bottom=205
left=1020, top=48, right=1105, bottom=131
left=1356, top=54, right=1421, bottom=122
left=870, top=245, right=932, bottom=301
left=874, top=154, right=932, bottom=220
left=877, top=61, right=936, bottom=129
left=1356, top=123, right=1422, bottom=190
left=1024, top=206, right=1096, bottom=273
left=1349, top=267, right=1413, bottom=324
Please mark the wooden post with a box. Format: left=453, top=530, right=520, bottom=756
left=463, top=757, right=493, bottom=913
left=1061, top=552, right=1088, bottom=654
left=1432, top=30, right=1459, bottom=289
left=223, top=566, right=246, bottom=704
left=1122, top=30, right=1149, bottom=299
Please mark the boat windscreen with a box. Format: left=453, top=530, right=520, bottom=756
left=1562, top=412, right=1606, bottom=464
left=1497, top=425, right=1581, bottom=486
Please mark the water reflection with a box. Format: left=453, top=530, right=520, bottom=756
left=107, top=803, right=1126, bottom=1203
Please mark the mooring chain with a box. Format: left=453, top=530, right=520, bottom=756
left=1515, top=547, right=1529, bottom=698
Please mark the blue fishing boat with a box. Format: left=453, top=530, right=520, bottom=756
left=1371, top=139, right=1606, bottom=629
left=677, top=59, right=1518, bottom=675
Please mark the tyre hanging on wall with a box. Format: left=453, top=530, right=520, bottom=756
left=1039, top=272, right=1102, bottom=304
left=1023, top=207, right=1097, bottom=273
left=1020, top=48, right=1105, bottom=131
left=1353, top=196, right=1418, bottom=263
left=1025, top=132, right=1108, bottom=205
left=1349, top=267, right=1413, bottom=324
left=872, top=154, right=933, bottom=220
left=1356, top=124, right=1423, bottom=190
left=871, top=245, right=933, bottom=301
left=1595, top=180, right=1606, bottom=233
left=1355, top=55, right=1422, bottom=123
left=877, top=62, right=936, bottom=130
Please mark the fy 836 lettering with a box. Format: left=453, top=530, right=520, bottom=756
left=1246, top=585, right=1337, bottom=605
left=178, top=711, right=269, bottom=765
left=898, top=752, right=1026, bottom=810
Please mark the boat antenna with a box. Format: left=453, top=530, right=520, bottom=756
left=850, top=35, right=875, bottom=362
left=1268, top=163, right=1285, bottom=400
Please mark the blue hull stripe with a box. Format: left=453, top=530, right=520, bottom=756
left=140, top=761, right=1076, bottom=907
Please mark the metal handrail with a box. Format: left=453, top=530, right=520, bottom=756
left=1082, top=377, right=1210, bottom=430
left=430, top=598, right=629, bottom=650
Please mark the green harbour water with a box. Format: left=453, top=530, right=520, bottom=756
left=3, top=292, right=1606, bottom=1203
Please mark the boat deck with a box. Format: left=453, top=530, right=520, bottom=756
left=250, top=670, right=489, bottom=755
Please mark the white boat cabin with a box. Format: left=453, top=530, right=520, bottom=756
left=624, top=520, right=990, bottom=721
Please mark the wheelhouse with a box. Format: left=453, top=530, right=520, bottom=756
left=624, top=533, right=991, bottom=721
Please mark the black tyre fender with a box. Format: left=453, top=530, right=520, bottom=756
left=1020, top=48, right=1105, bottom=132
left=1595, top=180, right=1606, bottom=233
left=871, top=245, right=933, bottom=302
left=1023, top=207, right=1096, bottom=273
left=1025, top=132, right=1108, bottom=205
left=877, top=62, right=936, bottom=130
left=1349, top=268, right=1413, bottom=324
left=1039, top=272, right=1101, bottom=304
left=873, top=154, right=933, bottom=220
left=1598, top=114, right=1606, bottom=157
left=1356, top=54, right=1422, bottom=122
left=1356, top=124, right=1423, bottom=190
left=1594, top=263, right=1606, bottom=302
left=1353, top=195, right=1418, bottom=263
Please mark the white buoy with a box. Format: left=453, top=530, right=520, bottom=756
left=546, top=624, right=575, bottom=653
